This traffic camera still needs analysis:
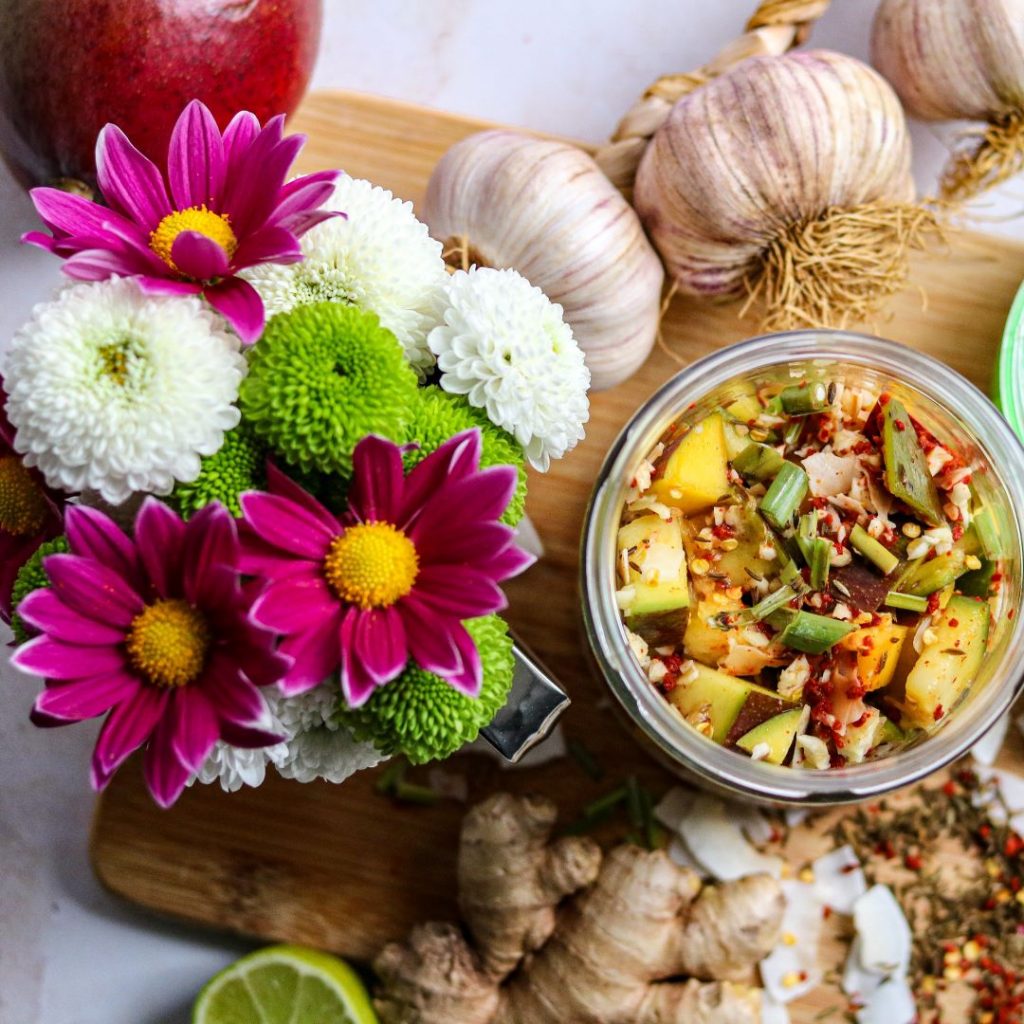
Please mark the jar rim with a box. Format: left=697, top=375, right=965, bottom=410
left=581, top=329, right=1024, bottom=804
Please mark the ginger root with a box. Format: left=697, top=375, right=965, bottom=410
left=374, top=793, right=785, bottom=1024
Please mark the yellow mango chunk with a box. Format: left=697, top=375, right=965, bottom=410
left=838, top=616, right=908, bottom=692
left=650, top=413, right=732, bottom=514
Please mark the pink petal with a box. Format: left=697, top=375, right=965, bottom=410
left=354, top=606, right=407, bottom=685
left=409, top=465, right=517, bottom=543
left=136, top=276, right=203, bottom=296
left=21, top=230, right=60, bottom=253
left=277, top=168, right=340, bottom=204
left=202, top=653, right=270, bottom=725
left=275, top=208, right=340, bottom=239
left=181, top=502, right=238, bottom=605
left=203, top=276, right=265, bottom=344
left=339, top=609, right=380, bottom=708
left=171, top=230, right=230, bottom=281
left=231, top=225, right=303, bottom=270
left=478, top=543, right=536, bottom=580
left=62, top=248, right=147, bottom=280
left=250, top=575, right=339, bottom=634
left=230, top=626, right=293, bottom=688
left=223, top=123, right=301, bottom=233
left=90, top=686, right=169, bottom=789
left=414, top=522, right=516, bottom=566
left=399, top=430, right=482, bottom=529
left=12, top=635, right=127, bottom=680
left=411, top=566, right=507, bottom=618
left=44, top=553, right=144, bottom=626
left=398, top=597, right=462, bottom=677
left=133, top=498, right=185, bottom=599
left=142, top=711, right=193, bottom=808
left=95, top=123, right=171, bottom=230
left=169, top=688, right=220, bottom=773
left=167, top=99, right=226, bottom=209
left=29, top=186, right=139, bottom=241
left=16, top=589, right=126, bottom=646
left=348, top=435, right=404, bottom=524
left=269, top=173, right=338, bottom=223
left=65, top=504, right=140, bottom=587
left=264, top=462, right=342, bottom=532
left=222, top=110, right=261, bottom=170
left=240, top=491, right=335, bottom=559
left=237, top=530, right=321, bottom=581
left=35, top=671, right=140, bottom=721
left=220, top=720, right=285, bottom=748
left=278, top=612, right=343, bottom=695
left=444, top=621, right=483, bottom=697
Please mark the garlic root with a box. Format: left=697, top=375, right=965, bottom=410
left=632, top=48, right=933, bottom=332
left=872, top=0, right=1024, bottom=203
left=422, top=130, right=664, bottom=390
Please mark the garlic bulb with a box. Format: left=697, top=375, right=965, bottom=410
left=422, top=130, right=664, bottom=390
left=633, top=49, right=934, bottom=331
left=872, top=0, right=1024, bottom=201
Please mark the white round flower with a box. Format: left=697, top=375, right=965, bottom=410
left=427, top=267, right=591, bottom=471
left=2, top=278, right=245, bottom=505
left=244, top=174, right=448, bottom=376
left=194, top=739, right=289, bottom=793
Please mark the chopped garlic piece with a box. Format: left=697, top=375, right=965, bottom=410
left=647, top=660, right=668, bottom=684
left=626, top=629, right=650, bottom=670
left=926, top=445, right=953, bottom=476
left=778, top=656, right=810, bottom=703
left=749, top=742, right=771, bottom=761
left=795, top=735, right=830, bottom=770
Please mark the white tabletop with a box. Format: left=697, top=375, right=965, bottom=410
left=2, top=3, right=1022, bottom=1021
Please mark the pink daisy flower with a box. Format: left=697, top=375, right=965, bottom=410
left=14, top=499, right=289, bottom=808
left=22, top=99, right=339, bottom=344
left=240, top=430, right=534, bottom=707
left=0, top=377, right=65, bottom=623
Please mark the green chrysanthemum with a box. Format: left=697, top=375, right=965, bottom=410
left=342, top=615, right=515, bottom=765
left=405, top=386, right=528, bottom=526
left=239, top=302, right=418, bottom=478
left=171, top=425, right=265, bottom=519
left=10, top=535, right=69, bottom=643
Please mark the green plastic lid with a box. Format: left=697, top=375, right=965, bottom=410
left=996, top=278, right=1024, bottom=441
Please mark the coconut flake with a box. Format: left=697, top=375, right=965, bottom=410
left=855, top=976, right=916, bottom=1024
left=785, top=807, right=811, bottom=828
left=804, top=451, right=859, bottom=497
left=853, top=885, right=911, bottom=976
left=677, top=794, right=783, bottom=881
left=795, top=734, right=831, bottom=771
left=759, top=879, right=824, bottom=1003
left=734, top=804, right=777, bottom=847
left=666, top=835, right=707, bottom=875
left=654, top=786, right=696, bottom=832
left=843, top=936, right=886, bottom=1005
left=813, top=844, right=867, bottom=913
left=762, top=995, right=791, bottom=1024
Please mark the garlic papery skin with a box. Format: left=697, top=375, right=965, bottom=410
left=422, top=129, right=664, bottom=390
left=634, top=49, right=926, bottom=331
left=872, top=0, right=1024, bottom=202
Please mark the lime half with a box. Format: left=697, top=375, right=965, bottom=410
left=193, top=944, right=379, bottom=1024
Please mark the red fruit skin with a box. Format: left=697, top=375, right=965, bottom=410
left=0, top=0, right=323, bottom=188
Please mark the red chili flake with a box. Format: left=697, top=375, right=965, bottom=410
left=904, top=852, right=924, bottom=871
left=927, top=592, right=942, bottom=615
left=980, top=824, right=993, bottom=839
left=948, top=618, right=960, bottom=628
left=992, top=572, right=1004, bottom=583
left=687, top=401, right=697, bottom=410
left=841, top=863, right=860, bottom=874
left=798, top=971, right=808, bottom=982
left=934, top=704, right=945, bottom=721
left=661, top=676, right=677, bottom=693
left=894, top=419, right=907, bottom=432
left=943, top=780, right=957, bottom=797
left=1010, top=609, right=1016, bottom=620
left=1006, top=834, right=1024, bottom=857
left=952, top=524, right=965, bottom=542
left=879, top=393, right=892, bottom=405
left=850, top=712, right=871, bottom=728
left=822, top=905, right=833, bottom=919
left=711, top=523, right=736, bottom=539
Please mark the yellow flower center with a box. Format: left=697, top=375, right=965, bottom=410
left=149, top=205, right=238, bottom=273
left=125, top=598, right=212, bottom=688
left=323, top=522, right=420, bottom=609
left=0, top=456, right=48, bottom=536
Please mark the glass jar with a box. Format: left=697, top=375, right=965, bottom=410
left=581, top=330, right=1024, bottom=806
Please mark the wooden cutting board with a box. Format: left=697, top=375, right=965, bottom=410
left=91, top=90, right=1024, bottom=1016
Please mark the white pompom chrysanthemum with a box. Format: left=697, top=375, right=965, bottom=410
left=427, top=267, right=591, bottom=471
left=195, top=680, right=384, bottom=793
left=2, top=278, right=245, bottom=505
left=243, top=174, right=448, bottom=375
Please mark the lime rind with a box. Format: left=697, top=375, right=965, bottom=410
left=193, top=944, right=378, bottom=1024
left=996, top=277, right=1024, bottom=441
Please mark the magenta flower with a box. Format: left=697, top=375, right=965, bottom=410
left=0, top=377, right=65, bottom=623
left=13, top=499, right=290, bottom=808
left=240, top=430, right=534, bottom=707
left=22, top=99, right=339, bottom=344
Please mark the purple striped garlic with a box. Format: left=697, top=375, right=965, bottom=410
left=422, top=130, right=664, bottom=390
left=872, top=0, right=1024, bottom=201
left=633, top=50, right=927, bottom=332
